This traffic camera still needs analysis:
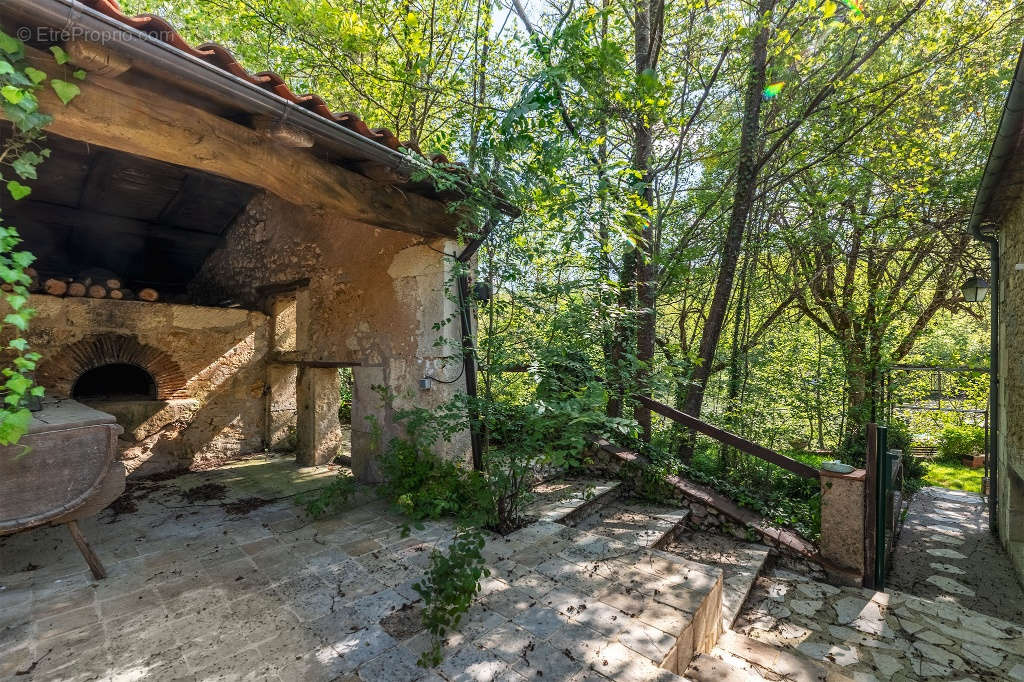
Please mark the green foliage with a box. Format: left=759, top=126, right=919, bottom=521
left=922, top=460, right=983, bottom=493
left=337, top=368, right=353, bottom=423
left=886, top=419, right=912, bottom=456
left=298, top=470, right=358, bottom=519
left=379, top=434, right=494, bottom=527
left=901, top=451, right=927, bottom=494
left=684, top=445, right=822, bottom=541
left=937, top=424, right=986, bottom=463
left=1, top=32, right=81, bottom=446
left=413, top=527, right=489, bottom=668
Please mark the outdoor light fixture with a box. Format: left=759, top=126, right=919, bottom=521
left=961, top=276, right=990, bottom=302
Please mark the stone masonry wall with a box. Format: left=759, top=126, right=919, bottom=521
left=190, top=192, right=470, bottom=480
left=21, top=295, right=268, bottom=475
left=998, top=187, right=1024, bottom=583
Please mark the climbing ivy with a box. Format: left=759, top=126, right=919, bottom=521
left=0, top=36, right=82, bottom=445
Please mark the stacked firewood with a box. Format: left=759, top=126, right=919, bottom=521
left=32, top=268, right=160, bottom=302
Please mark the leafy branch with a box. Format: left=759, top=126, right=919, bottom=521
left=0, top=37, right=82, bottom=445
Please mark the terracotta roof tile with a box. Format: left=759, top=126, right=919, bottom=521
left=79, top=0, right=450, bottom=164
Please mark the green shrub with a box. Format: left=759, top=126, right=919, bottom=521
left=937, top=424, right=985, bottom=463
left=413, top=528, right=489, bottom=667
left=379, top=435, right=494, bottom=527
left=298, top=470, right=358, bottom=518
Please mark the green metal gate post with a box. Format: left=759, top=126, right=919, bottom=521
left=874, top=425, right=889, bottom=589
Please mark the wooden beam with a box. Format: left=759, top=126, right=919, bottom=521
left=256, top=278, right=311, bottom=297
left=11, top=47, right=458, bottom=237
left=64, top=40, right=132, bottom=78
left=632, top=394, right=820, bottom=480
left=269, top=352, right=359, bottom=368
left=10, top=201, right=225, bottom=248
left=251, top=115, right=315, bottom=148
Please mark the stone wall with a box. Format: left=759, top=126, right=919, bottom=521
left=191, top=192, right=470, bottom=480
left=998, top=187, right=1024, bottom=583
left=20, top=295, right=268, bottom=475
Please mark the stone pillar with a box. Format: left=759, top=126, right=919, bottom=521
left=346, top=240, right=472, bottom=483
left=295, top=366, right=341, bottom=466
left=819, top=468, right=867, bottom=586
left=350, top=365, right=387, bottom=482
left=265, top=363, right=297, bottom=451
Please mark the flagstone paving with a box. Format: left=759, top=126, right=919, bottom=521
left=725, top=566, right=1024, bottom=681
left=888, top=486, right=1024, bottom=623
left=0, top=459, right=723, bottom=681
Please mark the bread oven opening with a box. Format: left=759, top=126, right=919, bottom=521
left=73, top=363, right=158, bottom=402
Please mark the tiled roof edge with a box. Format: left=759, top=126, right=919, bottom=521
left=80, top=0, right=451, bottom=165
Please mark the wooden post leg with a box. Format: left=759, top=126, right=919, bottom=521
left=66, top=520, right=106, bottom=580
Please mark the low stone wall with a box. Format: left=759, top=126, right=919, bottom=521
left=584, top=438, right=822, bottom=565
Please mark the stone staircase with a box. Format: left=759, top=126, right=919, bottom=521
left=562, top=493, right=772, bottom=632
left=507, top=479, right=725, bottom=677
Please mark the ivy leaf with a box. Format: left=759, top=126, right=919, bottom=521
left=73, top=69, right=87, bottom=81
left=1, top=85, right=24, bottom=105
left=11, top=250, right=34, bottom=268
left=50, top=79, right=80, bottom=105
left=23, top=67, right=46, bottom=85
left=0, top=32, right=21, bottom=56
left=3, top=312, right=28, bottom=331
left=6, top=293, right=26, bottom=311
left=11, top=153, right=39, bottom=180
left=0, top=60, right=14, bottom=76
left=49, top=45, right=70, bottom=65
left=8, top=338, right=28, bottom=352
left=0, top=408, right=31, bottom=446
left=4, top=373, right=31, bottom=395
left=6, top=181, right=30, bottom=200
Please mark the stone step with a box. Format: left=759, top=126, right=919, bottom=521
left=567, top=497, right=691, bottom=550
left=528, top=477, right=623, bottom=525
left=685, top=649, right=765, bottom=681
left=483, top=518, right=724, bottom=677
left=656, top=529, right=771, bottom=631
left=719, top=549, right=770, bottom=629
left=712, top=630, right=827, bottom=681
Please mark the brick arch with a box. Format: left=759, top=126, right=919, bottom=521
left=37, top=334, right=188, bottom=400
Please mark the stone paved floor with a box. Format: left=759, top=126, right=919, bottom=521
left=888, top=486, right=1024, bottom=623
left=0, top=459, right=719, bottom=681
left=732, top=566, right=1024, bottom=681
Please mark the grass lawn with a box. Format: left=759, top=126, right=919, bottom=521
left=922, top=461, right=984, bottom=493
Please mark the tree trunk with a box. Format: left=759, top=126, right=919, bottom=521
left=632, top=0, right=662, bottom=442
left=679, top=0, right=774, bottom=460
left=607, top=247, right=637, bottom=419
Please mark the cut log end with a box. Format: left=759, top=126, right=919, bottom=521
left=43, top=279, right=68, bottom=296
left=67, top=282, right=87, bottom=297
left=138, top=288, right=159, bottom=302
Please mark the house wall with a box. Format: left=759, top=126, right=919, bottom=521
left=20, top=296, right=269, bottom=475
left=998, top=187, right=1024, bottom=583
left=190, top=192, right=471, bottom=481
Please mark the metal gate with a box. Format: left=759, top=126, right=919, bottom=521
left=865, top=423, right=903, bottom=590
